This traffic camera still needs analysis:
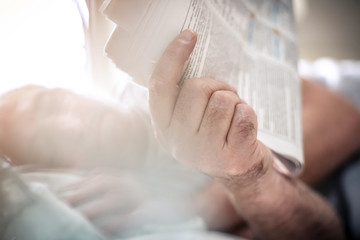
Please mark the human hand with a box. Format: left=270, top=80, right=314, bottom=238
left=61, top=169, right=201, bottom=236
left=61, top=169, right=146, bottom=234
left=149, top=30, right=273, bottom=182
left=0, top=86, right=148, bottom=169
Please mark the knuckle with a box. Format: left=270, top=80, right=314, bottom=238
left=238, top=104, right=256, bottom=118
left=183, top=78, right=209, bottom=93
left=234, top=104, right=257, bottom=138
left=238, top=120, right=256, bottom=139
left=211, top=90, right=239, bottom=107
left=32, top=88, right=76, bottom=115
left=202, top=91, right=240, bottom=128
left=182, top=78, right=237, bottom=100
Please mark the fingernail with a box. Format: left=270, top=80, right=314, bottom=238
left=179, top=29, right=196, bottom=42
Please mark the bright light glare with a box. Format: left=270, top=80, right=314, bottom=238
left=0, top=0, right=91, bottom=95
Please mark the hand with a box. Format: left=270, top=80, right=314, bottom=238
left=149, top=30, right=273, bottom=182
left=61, top=169, right=201, bottom=235
left=0, top=86, right=148, bottom=169
left=149, top=31, right=345, bottom=240
left=61, top=169, right=146, bottom=234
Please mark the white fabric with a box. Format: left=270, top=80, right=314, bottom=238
left=16, top=171, right=235, bottom=240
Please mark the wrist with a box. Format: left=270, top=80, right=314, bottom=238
left=214, top=141, right=274, bottom=193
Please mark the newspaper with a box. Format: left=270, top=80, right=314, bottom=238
left=103, top=0, right=303, bottom=176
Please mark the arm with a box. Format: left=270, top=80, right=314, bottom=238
left=148, top=30, right=344, bottom=239
left=0, top=85, right=238, bottom=234
left=195, top=181, right=245, bottom=232
left=301, top=79, right=360, bottom=184
left=0, top=85, right=151, bottom=169
left=216, top=158, right=343, bottom=240
left=195, top=78, right=360, bottom=236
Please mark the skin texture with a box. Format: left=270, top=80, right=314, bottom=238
left=149, top=31, right=268, bottom=179
left=1, top=30, right=358, bottom=239
left=148, top=30, right=345, bottom=240
left=301, top=79, right=360, bottom=184
left=60, top=169, right=146, bottom=234
left=0, top=86, right=201, bottom=234
left=197, top=79, right=360, bottom=235
left=0, top=86, right=149, bottom=169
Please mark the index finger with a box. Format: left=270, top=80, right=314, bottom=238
left=149, top=30, right=197, bottom=129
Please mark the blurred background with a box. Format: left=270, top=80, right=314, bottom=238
left=294, top=0, right=360, bottom=61
left=0, top=0, right=359, bottom=95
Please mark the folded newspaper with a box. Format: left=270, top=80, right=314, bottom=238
left=102, top=0, right=303, bottom=176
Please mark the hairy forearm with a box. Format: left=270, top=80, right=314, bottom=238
left=0, top=85, right=150, bottom=169
left=216, top=152, right=344, bottom=240
left=195, top=181, right=245, bottom=232
left=194, top=80, right=359, bottom=236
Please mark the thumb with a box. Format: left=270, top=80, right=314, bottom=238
left=149, top=29, right=197, bottom=130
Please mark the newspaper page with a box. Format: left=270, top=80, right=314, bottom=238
left=103, top=0, right=193, bottom=86
left=178, top=0, right=303, bottom=174
left=104, top=0, right=303, bottom=175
